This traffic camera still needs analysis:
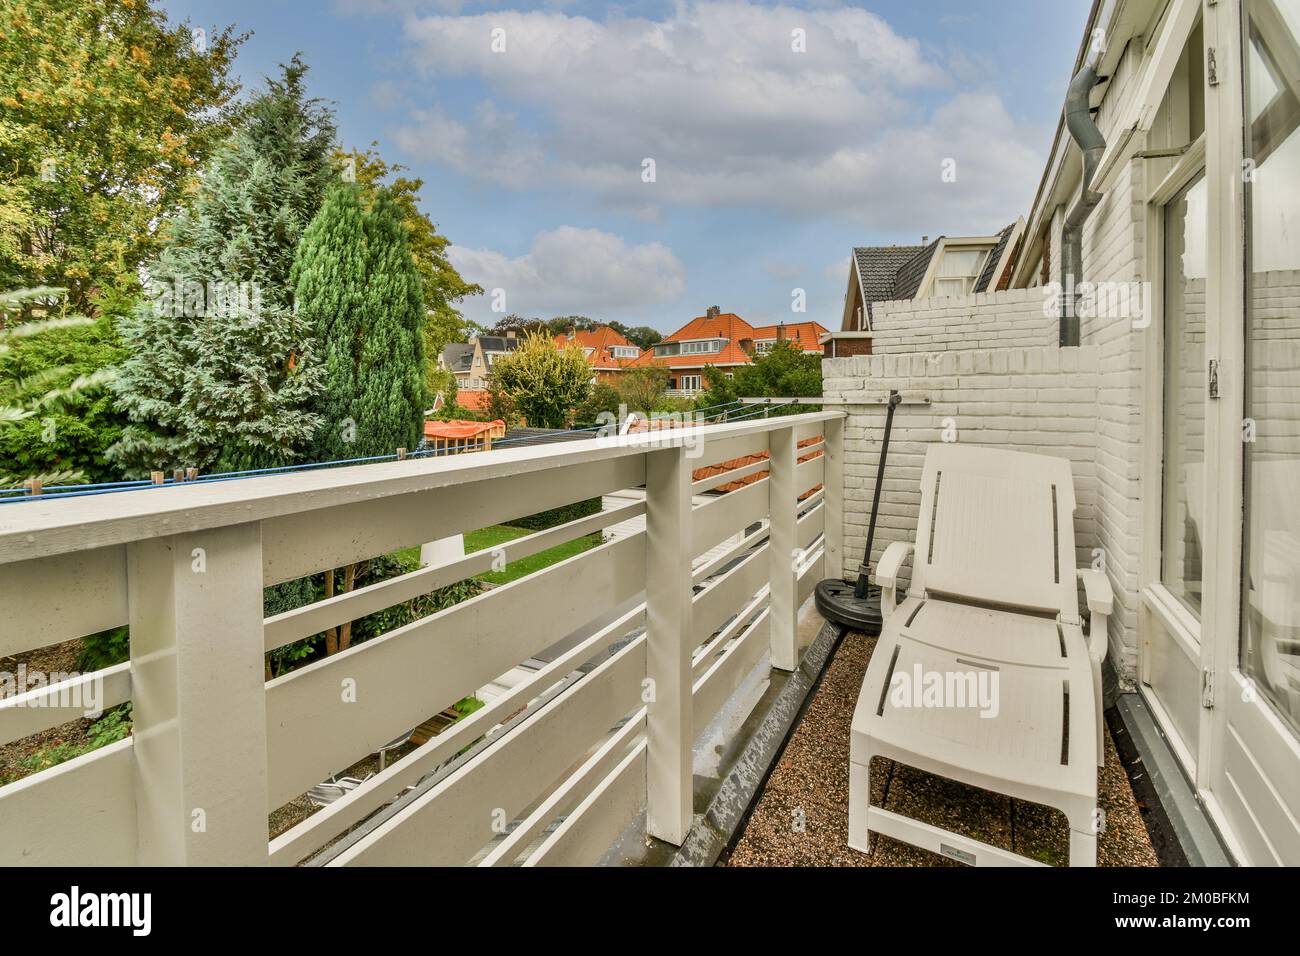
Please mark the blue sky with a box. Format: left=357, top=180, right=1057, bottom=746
left=161, top=0, right=1091, bottom=332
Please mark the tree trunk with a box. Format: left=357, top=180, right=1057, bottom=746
left=323, top=569, right=338, bottom=657
left=337, top=563, right=358, bottom=651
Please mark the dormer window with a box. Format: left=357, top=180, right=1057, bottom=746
left=932, top=247, right=991, bottom=297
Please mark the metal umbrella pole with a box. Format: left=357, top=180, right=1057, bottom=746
left=814, top=390, right=903, bottom=634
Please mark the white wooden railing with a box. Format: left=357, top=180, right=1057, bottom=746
left=0, top=411, right=844, bottom=866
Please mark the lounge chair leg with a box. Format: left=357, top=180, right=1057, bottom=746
left=848, top=759, right=871, bottom=854
left=1093, top=659, right=1104, bottom=768
left=1069, top=828, right=1097, bottom=867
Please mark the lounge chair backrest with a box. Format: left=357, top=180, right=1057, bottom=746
left=910, top=444, right=1079, bottom=622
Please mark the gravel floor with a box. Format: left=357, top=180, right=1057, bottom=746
left=724, top=631, right=1160, bottom=867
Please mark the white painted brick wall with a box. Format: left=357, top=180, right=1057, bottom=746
left=869, top=288, right=1057, bottom=352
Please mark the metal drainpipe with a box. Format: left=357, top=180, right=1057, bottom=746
left=1060, top=56, right=1107, bottom=346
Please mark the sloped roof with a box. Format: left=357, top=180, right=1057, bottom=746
left=974, top=223, right=1016, bottom=293
left=455, top=389, right=492, bottom=410
left=442, top=342, right=473, bottom=371
left=889, top=238, right=942, bottom=300
left=554, top=325, right=640, bottom=370
left=853, top=245, right=928, bottom=305
left=477, top=336, right=520, bottom=354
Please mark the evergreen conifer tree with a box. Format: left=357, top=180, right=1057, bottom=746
left=108, top=57, right=336, bottom=474
left=290, top=183, right=427, bottom=652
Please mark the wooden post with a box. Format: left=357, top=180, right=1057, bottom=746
left=768, top=424, right=798, bottom=671
left=396, top=447, right=407, bottom=461
left=128, top=522, right=268, bottom=865
left=186, top=467, right=199, bottom=482
left=644, top=445, right=693, bottom=845
left=823, top=416, right=845, bottom=582
left=150, top=471, right=165, bottom=486
left=23, top=478, right=42, bottom=496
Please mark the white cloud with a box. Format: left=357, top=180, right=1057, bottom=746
left=389, top=1, right=1043, bottom=231
left=447, top=226, right=687, bottom=323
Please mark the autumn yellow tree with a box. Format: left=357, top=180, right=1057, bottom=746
left=0, top=0, right=244, bottom=308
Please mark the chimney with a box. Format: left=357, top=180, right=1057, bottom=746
left=706, top=305, right=720, bottom=320
left=776, top=321, right=786, bottom=341
left=921, top=236, right=929, bottom=244
left=506, top=329, right=517, bottom=340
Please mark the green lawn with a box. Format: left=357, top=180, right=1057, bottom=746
left=466, top=525, right=602, bottom=585
left=399, top=524, right=603, bottom=587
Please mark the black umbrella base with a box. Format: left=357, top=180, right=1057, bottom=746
left=813, top=578, right=884, bottom=636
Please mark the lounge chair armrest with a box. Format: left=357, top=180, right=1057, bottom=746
left=874, top=541, right=914, bottom=621
left=1077, top=568, right=1113, bottom=615
left=876, top=541, right=914, bottom=590
left=1077, top=568, right=1113, bottom=663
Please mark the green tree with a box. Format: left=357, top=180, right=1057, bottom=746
left=295, top=183, right=427, bottom=462
left=487, top=332, right=591, bottom=429
left=0, top=0, right=244, bottom=307
left=697, top=340, right=820, bottom=416
left=616, top=365, right=673, bottom=414
left=335, top=145, right=482, bottom=395
left=292, top=183, right=427, bottom=653
left=609, top=322, right=663, bottom=351
left=108, top=57, right=336, bottom=475
left=0, top=286, right=116, bottom=486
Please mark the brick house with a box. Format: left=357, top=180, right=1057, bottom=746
left=553, top=325, right=643, bottom=383
left=631, top=306, right=828, bottom=395
left=828, top=221, right=1025, bottom=358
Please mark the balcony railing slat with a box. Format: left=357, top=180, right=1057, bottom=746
left=692, top=587, right=769, bottom=682
left=0, top=547, right=127, bottom=657
left=268, top=602, right=646, bottom=866
left=265, top=533, right=646, bottom=808
left=692, top=543, right=770, bottom=648
left=325, top=634, right=646, bottom=865
left=0, top=661, right=131, bottom=746
left=261, top=456, right=646, bottom=585
left=692, top=606, right=772, bottom=729
left=264, top=498, right=645, bottom=650
left=690, top=477, right=769, bottom=558
left=480, top=707, right=647, bottom=866
left=0, top=739, right=136, bottom=866
left=522, top=741, right=648, bottom=867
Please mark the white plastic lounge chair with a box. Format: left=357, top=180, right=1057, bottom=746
left=849, top=444, right=1113, bottom=866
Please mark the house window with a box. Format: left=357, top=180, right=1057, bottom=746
left=679, top=374, right=702, bottom=392
left=1242, top=3, right=1300, bottom=738
left=754, top=340, right=775, bottom=353
left=612, top=346, right=639, bottom=358
left=1160, top=171, right=1207, bottom=617
left=679, top=339, right=722, bottom=355
left=932, top=248, right=989, bottom=297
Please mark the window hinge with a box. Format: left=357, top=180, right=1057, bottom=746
left=1208, top=358, right=1220, bottom=398
left=1202, top=668, right=1215, bottom=708
left=1208, top=47, right=1219, bottom=86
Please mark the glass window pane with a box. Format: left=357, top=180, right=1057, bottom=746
left=1243, top=0, right=1300, bottom=738
left=1162, top=173, right=1207, bottom=615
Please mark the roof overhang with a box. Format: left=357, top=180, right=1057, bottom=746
left=1092, top=0, right=1203, bottom=192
